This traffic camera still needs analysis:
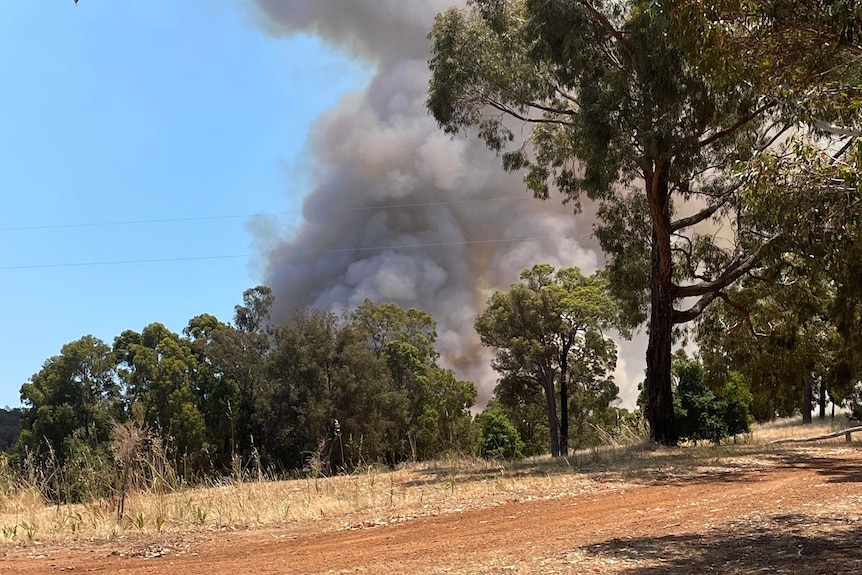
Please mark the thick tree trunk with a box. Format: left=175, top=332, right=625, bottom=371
left=543, top=373, right=561, bottom=457
left=645, top=169, right=677, bottom=446
left=802, top=375, right=813, bottom=424
left=645, top=256, right=677, bottom=444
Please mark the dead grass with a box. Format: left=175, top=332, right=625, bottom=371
left=751, top=415, right=855, bottom=442
left=0, top=456, right=607, bottom=550
left=1, top=416, right=857, bottom=552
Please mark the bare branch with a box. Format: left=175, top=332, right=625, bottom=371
left=484, top=97, right=576, bottom=127
left=698, top=102, right=776, bottom=148
left=671, top=188, right=738, bottom=232
left=673, top=234, right=782, bottom=298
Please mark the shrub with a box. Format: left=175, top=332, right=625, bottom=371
left=476, top=408, right=524, bottom=460
left=719, top=372, right=754, bottom=438
left=674, top=357, right=753, bottom=444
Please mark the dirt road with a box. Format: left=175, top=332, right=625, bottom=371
left=4, top=448, right=862, bottom=574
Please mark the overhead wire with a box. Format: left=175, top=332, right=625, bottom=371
left=0, top=195, right=536, bottom=232
left=0, top=235, right=596, bottom=271
left=0, top=195, right=594, bottom=271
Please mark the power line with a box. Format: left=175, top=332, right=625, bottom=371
left=0, top=196, right=535, bottom=232
left=1, top=254, right=250, bottom=270
left=0, top=235, right=596, bottom=271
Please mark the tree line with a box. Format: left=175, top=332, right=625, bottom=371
left=13, top=288, right=481, bottom=481
left=8, top=266, right=651, bottom=492
left=10, top=255, right=862, bottom=493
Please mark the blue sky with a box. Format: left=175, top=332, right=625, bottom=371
left=0, top=1, right=370, bottom=407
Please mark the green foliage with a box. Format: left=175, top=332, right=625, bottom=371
left=115, top=323, right=209, bottom=472
left=410, top=367, right=477, bottom=459
left=16, top=288, right=477, bottom=491
left=673, top=354, right=752, bottom=444
left=665, top=0, right=862, bottom=127
left=428, top=0, right=862, bottom=446
left=427, top=0, right=786, bottom=445
left=475, top=265, right=624, bottom=456
left=233, top=286, right=274, bottom=334
left=256, top=303, right=474, bottom=469
left=0, top=408, right=21, bottom=452
left=695, top=262, right=849, bottom=423
left=721, top=372, right=755, bottom=438
left=18, top=335, right=123, bottom=463
left=476, top=407, right=524, bottom=460
left=490, top=380, right=550, bottom=457
left=671, top=0, right=862, bottom=424
left=55, top=437, right=114, bottom=503
left=674, top=358, right=724, bottom=444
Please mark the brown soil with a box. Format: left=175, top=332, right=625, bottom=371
left=4, top=446, right=862, bottom=574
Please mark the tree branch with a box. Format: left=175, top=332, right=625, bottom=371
left=814, top=120, right=862, bottom=138
left=673, top=234, right=782, bottom=298
left=769, top=425, right=862, bottom=444
left=830, top=136, right=857, bottom=164
left=698, top=102, right=776, bottom=148
left=771, top=17, right=862, bottom=56
left=484, top=97, right=576, bottom=127
left=716, top=292, right=768, bottom=337
left=670, top=188, right=737, bottom=232
left=673, top=291, right=721, bottom=324
left=575, top=0, right=638, bottom=67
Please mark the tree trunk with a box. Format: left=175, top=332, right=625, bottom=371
left=543, top=373, right=561, bottom=457
left=559, top=351, right=569, bottom=456
left=819, top=378, right=827, bottom=419
left=645, top=169, right=677, bottom=446
left=802, top=375, right=813, bottom=424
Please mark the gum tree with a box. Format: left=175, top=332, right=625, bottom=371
left=427, top=0, right=848, bottom=443
left=475, top=265, right=623, bottom=455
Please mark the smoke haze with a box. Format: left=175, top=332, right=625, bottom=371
left=251, top=0, right=644, bottom=407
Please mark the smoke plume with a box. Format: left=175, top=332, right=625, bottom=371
left=251, top=0, right=643, bottom=407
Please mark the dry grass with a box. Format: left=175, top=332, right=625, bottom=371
left=750, top=415, right=854, bottom=442
left=1, top=416, right=857, bottom=552
left=0, top=456, right=607, bottom=549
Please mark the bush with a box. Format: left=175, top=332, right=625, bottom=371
left=674, top=357, right=753, bottom=444
left=719, top=372, right=754, bottom=437
left=476, top=408, right=524, bottom=460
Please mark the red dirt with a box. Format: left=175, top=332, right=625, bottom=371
left=4, top=447, right=862, bottom=574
